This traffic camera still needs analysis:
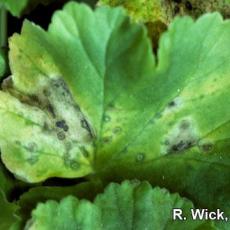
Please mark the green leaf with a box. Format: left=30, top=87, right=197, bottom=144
left=0, top=0, right=55, bottom=17
left=0, top=49, right=6, bottom=78
left=0, top=161, right=15, bottom=197
left=18, top=180, right=104, bottom=223
left=27, top=181, right=213, bottom=230
left=0, top=2, right=155, bottom=182
left=0, top=189, right=21, bottom=230
left=99, top=149, right=230, bottom=229
left=0, top=1, right=229, bottom=195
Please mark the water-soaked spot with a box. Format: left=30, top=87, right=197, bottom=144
left=136, top=153, right=145, bottom=162
left=199, top=143, right=213, bottom=153
left=27, top=155, right=39, bottom=165
left=57, top=131, right=65, bottom=140
left=103, top=115, right=111, bottom=122
left=26, top=142, right=38, bottom=152
left=113, top=127, right=122, bottom=134
left=180, top=120, right=190, bottom=130
left=79, top=146, right=89, bottom=158
left=102, top=136, right=112, bottom=143
left=70, top=161, right=80, bottom=170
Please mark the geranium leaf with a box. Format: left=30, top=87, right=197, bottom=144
left=0, top=0, right=55, bottom=17
left=1, top=2, right=155, bottom=182
left=0, top=3, right=229, bottom=190
left=0, top=49, right=6, bottom=78
left=27, top=181, right=214, bottom=229
left=0, top=189, right=21, bottom=230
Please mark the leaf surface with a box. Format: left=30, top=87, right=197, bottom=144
left=0, top=189, right=21, bottom=230
left=27, top=181, right=213, bottom=230
left=0, top=49, right=6, bottom=78
left=0, top=0, right=55, bottom=17
left=0, top=3, right=229, bottom=192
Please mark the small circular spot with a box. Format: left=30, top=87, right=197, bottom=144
left=102, top=136, right=112, bottom=143
left=70, top=161, right=80, bottom=170
left=164, top=140, right=170, bottom=146
left=103, top=115, right=111, bottom=122
left=200, top=143, right=213, bottom=152
left=113, top=127, right=122, bottom=134
left=136, top=153, right=145, bottom=162
left=57, top=131, right=65, bottom=140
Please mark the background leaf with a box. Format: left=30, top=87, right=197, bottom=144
left=0, top=0, right=56, bottom=17
left=27, top=181, right=214, bottom=230
left=0, top=190, right=21, bottom=230
left=0, top=49, right=6, bottom=78
left=18, top=180, right=104, bottom=225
